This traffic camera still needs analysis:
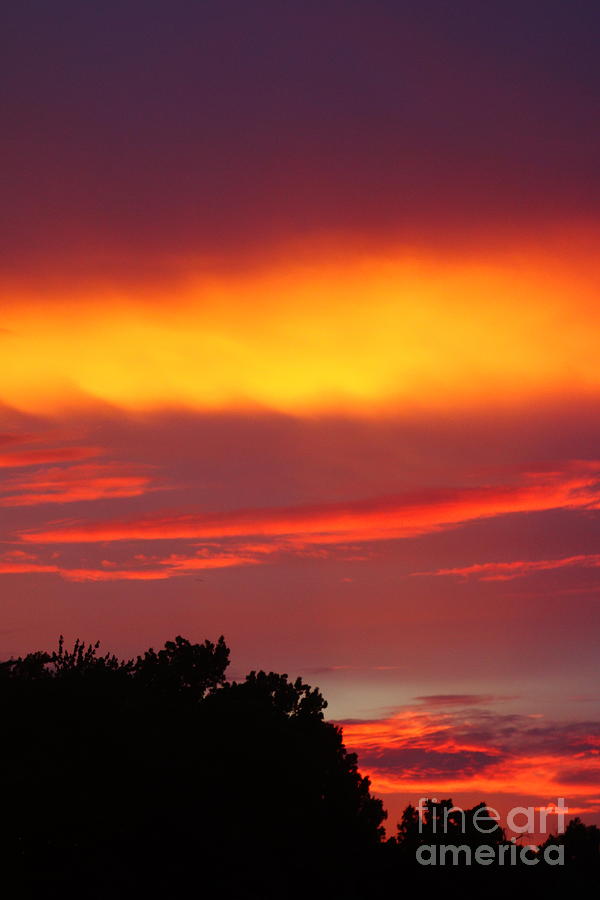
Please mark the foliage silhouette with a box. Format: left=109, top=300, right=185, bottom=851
left=394, top=798, right=506, bottom=863
left=0, top=635, right=384, bottom=898
left=540, top=816, right=600, bottom=866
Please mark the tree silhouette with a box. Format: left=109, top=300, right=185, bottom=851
left=0, top=635, right=384, bottom=898
left=540, top=816, right=600, bottom=866
left=394, top=798, right=506, bottom=860
left=134, top=634, right=230, bottom=695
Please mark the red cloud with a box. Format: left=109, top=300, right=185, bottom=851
left=0, top=433, right=34, bottom=447
left=19, top=459, right=600, bottom=545
left=0, top=463, right=154, bottom=506
left=0, top=446, right=101, bottom=468
left=0, top=547, right=260, bottom=582
left=413, top=694, right=516, bottom=707
left=0, top=561, right=60, bottom=575
left=340, top=705, right=600, bottom=808
left=413, top=553, right=600, bottom=581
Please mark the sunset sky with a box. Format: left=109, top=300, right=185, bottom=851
left=2, top=0, right=600, bottom=833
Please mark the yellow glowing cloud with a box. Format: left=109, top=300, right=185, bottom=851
left=2, top=237, right=600, bottom=415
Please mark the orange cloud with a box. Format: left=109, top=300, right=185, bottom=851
left=3, top=236, right=600, bottom=417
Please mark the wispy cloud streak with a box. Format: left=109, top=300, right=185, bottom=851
left=19, top=460, right=600, bottom=547
left=413, top=553, right=600, bottom=581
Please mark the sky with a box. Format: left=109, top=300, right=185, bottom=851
left=2, top=0, right=600, bottom=835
